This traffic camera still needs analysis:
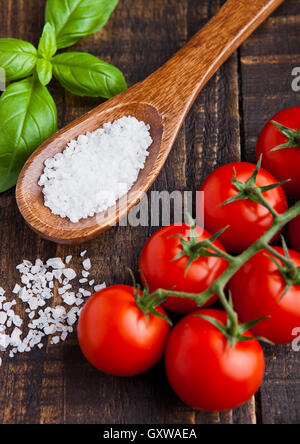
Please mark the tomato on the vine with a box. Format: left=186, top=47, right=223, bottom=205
left=139, top=224, right=228, bottom=314
left=229, top=248, right=300, bottom=344
left=199, top=162, right=288, bottom=254
left=289, top=215, right=300, bottom=253
left=78, top=285, right=170, bottom=376
left=256, top=107, right=300, bottom=198
left=165, top=309, right=265, bottom=412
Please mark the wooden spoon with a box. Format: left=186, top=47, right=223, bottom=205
left=16, top=0, right=284, bottom=244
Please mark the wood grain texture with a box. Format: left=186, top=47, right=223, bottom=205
left=16, top=0, right=283, bottom=244
left=0, top=0, right=299, bottom=425
left=239, top=0, right=300, bottom=425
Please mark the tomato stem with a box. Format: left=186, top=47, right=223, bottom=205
left=138, top=200, right=300, bottom=342
left=271, top=120, right=300, bottom=151
left=221, top=155, right=289, bottom=220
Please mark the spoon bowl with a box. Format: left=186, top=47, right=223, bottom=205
left=17, top=101, right=164, bottom=243
left=16, top=0, right=284, bottom=244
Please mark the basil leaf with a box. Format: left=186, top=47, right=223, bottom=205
left=38, top=23, right=57, bottom=59
left=0, top=76, right=57, bottom=192
left=45, top=0, right=119, bottom=49
left=0, top=38, right=37, bottom=82
left=36, top=58, right=53, bottom=86
left=52, top=52, right=126, bottom=98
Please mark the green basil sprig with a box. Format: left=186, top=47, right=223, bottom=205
left=0, top=39, right=37, bottom=82
left=0, top=76, right=57, bottom=192
left=45, top=0, right=119, bottom=49
left=38, top=23, right=57, bottom=60
left=53, top=52, right=127, bottom=98
left=0, top=0, right=125, bottom=193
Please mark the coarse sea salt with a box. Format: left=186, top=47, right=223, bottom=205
left=38, top=116, right=153, bottom=223
left=0, top=252, right=106, bottom=365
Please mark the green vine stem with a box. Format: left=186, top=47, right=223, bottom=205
left=146, top=199, right=300, bottom=336
left=271, top=120, right=300, bottom=151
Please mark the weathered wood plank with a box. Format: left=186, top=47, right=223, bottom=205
left=185, top=0, right=257, bottom=425
left=0, top=0, right=299, bottom=424
left=240, top=0, right=300, bottom=424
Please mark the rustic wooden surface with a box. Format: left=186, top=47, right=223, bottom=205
left=16, top=0, right=283, bottom=245
left=0, top=0, right=299, bottom=424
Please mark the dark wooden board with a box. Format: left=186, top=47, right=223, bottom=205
left=0, top=0, right=299, bottom=424
left=239, top=1, right=300, bottom=424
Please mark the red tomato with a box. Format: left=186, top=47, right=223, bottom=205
left=199, top=162, right=288, bottom=254
left=256, top=107, right=300, bottom=198
left=229, top=248, right=300, bottom=344
left=139, top=224, right=228, bottom=314
left=165, top=309, right=265, bottom=412
left=77, top=285, right=170, bottom=376
left=289, top=215, right=300, bottom=253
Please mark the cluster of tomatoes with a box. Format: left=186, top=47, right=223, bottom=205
left=77, top=107, right=300, bottom=413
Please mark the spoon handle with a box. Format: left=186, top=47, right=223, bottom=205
left=136, top=0, right=284, bottom=128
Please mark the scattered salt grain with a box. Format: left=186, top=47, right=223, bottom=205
left=80, top=251, right=87, bottom=257
left=62, top=293, right=76, bottom=306
left=50, top=336, right=60, bottom=345
left=38, top=116, right=152, bottom=223
left=65, top=255, right=72, bottom=264
left=63, top=269, right=76, bottom=280
left=0, top=312, right=7, bottom=324
left=80, top=290, right=91, bottom=298
left=0, top=252, right=105, bottom=366
left=12, top=284, right=21, bottom=294
left=94, top=283, right=106, bottom=292
left=61, top=332, right=68, bottom=341
left=82, top=259, right=91, bottom=271
left=46, top=258, right=65, bottom=269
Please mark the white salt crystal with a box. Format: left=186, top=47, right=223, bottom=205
left=75, top=298, right=84, bottom=306
left=46, top=258, right=65, bottom=269
left=63, top=268, right=76, bottom=280
left=52, top=269, right=63, bottom=281
left=10, top=328, right=22, bottom=346
left=51, top=336, right=60, bottom=345
left=61, top=332, right=68, bottom=341
left=62, top=293, right=76, bottom=306
left=28, top=298, right=38, bottom=311
left=12, top=284, right=21, bottom=294
left=0, top=333, right=10, bottom=350
left=80, top=250, right=87, bottom=257
left=65, top=255, right=72, bottom=264
left=38, top=116, right=152, bottom=223
left=12, top=315, right=23, bottom=327
left=0, top=251, right=103, bottom=360
left=0, top=312, right=7, bottom=324
left=82, top=259, right=91, bottom=271
left=45, top=272, right=54, bottom=281
left=94, top=283, right=106, bottom=292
